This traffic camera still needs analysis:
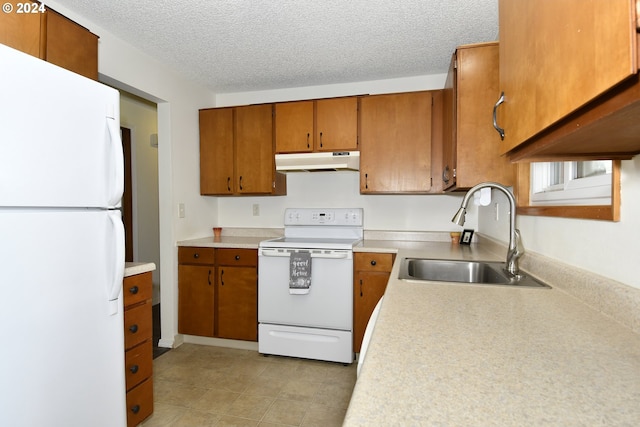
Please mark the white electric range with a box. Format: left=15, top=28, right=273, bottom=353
left=258, top=208, right=363, bottom=364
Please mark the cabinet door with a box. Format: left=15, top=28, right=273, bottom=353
left=315, top=97, right=359, bottom=151
left=498, top=0, right=637, bottom=154
left=360, top=92, right=432, bottom=193
left=275, top=101, right=314, bottom=153
left=44, top=9, right=98, bottom=80
left=453, top=43, right=515, bottom=189
left=217, top=266, right=258, bottom=341
left=0, top=2, right=43, bottom=57
left=353, top=271, right=389, bottom=353
left=178, top=264, right=215, bottom=337
left=235, top=104, right=275, bottom=194
left=199, top=108, right=234, bottom=195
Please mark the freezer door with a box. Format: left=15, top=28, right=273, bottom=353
left=0, top=209, right=127, bottom=427
left=0, top=44, right=123, bottom=208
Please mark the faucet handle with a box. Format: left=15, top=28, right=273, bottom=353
left=514, top=229, right=524, bottom=257
left=506, top=229, right=524, bottom=276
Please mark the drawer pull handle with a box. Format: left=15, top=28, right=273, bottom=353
left=129, top=364, right=139, bottom=374
left=221, top=269, right=225, bottom=286
left=235, top=255, right=240, bottom=261
left=129, top=286, right=139, bottom=295
left=208, top=269, right=212, bottom=286
left=129, top=324, right=139, bottom=334
left=131, top=405, right=140, bottom=414
left=370, top=260, right=377, bottom=266
left=193, top=253, right=199, bottom=259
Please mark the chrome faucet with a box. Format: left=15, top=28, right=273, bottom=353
left=451, top=182, right=524, bottom=277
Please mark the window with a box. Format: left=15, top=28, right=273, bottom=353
left=516, top=160, right=620, bottom=221
left=530, top=161, right=612, bottom=205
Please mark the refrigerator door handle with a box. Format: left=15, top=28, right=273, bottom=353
left=107, top=210, right=125, bottom=316
left=106, top=115, right=125, bottom=207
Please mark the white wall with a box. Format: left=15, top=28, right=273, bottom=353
left=479, top=156, right=640, bottom=289
left=120, top=93, right=161, bottom=303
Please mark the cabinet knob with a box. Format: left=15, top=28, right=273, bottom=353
left=129, top=324, right=139, bottom=334
left=193, top=253, right=200, bottom=259
left=235, top=255, right=241, bottom=261
left=129, top=286, right=139, bottom=295
left=370, top=260, right=377, bottom=266
left=130, top=405, right=140, bottom=414
left=129, top=364, right=139, bottom=374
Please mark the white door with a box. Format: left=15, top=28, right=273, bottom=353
left=0, top=208, right=126, bottom=427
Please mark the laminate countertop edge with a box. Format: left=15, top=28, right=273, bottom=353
left=124, top=262, right=156, bottom=277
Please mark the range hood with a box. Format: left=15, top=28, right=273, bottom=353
left=275, top=151, right=359, bottom=172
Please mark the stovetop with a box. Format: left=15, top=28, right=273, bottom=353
left=259, top=208, right=364, bottom=250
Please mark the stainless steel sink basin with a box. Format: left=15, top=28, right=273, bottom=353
left=398, top=258, right=550, bottom=288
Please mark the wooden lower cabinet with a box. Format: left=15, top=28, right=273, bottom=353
left=178, top=247, right=216, bottom=336
left=353, top=252, right=396, bottom=353
left=178, top=247, right=258, bottom=341
left=123, top=271, right=153, bottom=426
left=217, top=249, right=258, bottom=341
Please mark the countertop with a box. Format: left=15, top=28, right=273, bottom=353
left=178, top=231, right=640, bottom=424
left=124, top=262, right=156, bottom=277
left=344, top=243, right=640, bottom=426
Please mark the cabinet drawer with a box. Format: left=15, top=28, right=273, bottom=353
left=124, top=302, right=152, bottom=350
left=125, top=340, right=152, bottom=391
left=178, top=246, right=215, bottom=265
left=123, top=273, right=152, bottom=308
left=217, top=249, right=257, bottom=267
left=355, top=253, right=395, bottom=272
left=126, top=377, right=153, bottom=427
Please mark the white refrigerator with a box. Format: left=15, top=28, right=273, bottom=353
left=0, top=44, right=127, bottom=426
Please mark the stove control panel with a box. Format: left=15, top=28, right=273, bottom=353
left=284, top=208, right=363, bottom=227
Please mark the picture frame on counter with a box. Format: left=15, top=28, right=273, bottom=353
left=460, top=229, right=474, bottom=245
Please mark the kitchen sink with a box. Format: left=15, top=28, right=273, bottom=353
left=398, top=258, right=550, bottom=288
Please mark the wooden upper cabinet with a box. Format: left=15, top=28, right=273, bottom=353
left=44, top=9, right=98, bottom=80
left=497, top=0, right=638, bottom=157
left=315, top=97, right=359, bottom=151
left=274, top=101, right=314, bottom=153
left=0, top=3, right=98, bottom=80
left=235, top=104, right=279, bottom=194
left=275, top=97, right=359, bottom=153
left=442, top=42, right=515, bottom=191
left=199, top=104, right=286, bottom=196
left=360, top=91, right=433, bottom=193
left=0, top=2, right=42, bottom=57
left=200, top=108, right=234, bottom=195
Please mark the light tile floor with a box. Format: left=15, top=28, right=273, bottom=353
left=142, top=344, right=357, bottom=427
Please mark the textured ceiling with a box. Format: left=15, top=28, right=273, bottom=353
left=50, top=0, right=498, bottom=94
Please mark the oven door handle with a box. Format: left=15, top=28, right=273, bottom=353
left=259, top=248, right=351, bottom=259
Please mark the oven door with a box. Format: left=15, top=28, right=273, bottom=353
left=258, top=247, right=353, bottom=330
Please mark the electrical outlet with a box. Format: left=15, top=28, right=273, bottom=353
left=178, top=203, right=185, bottom=218
left=252, top=204, right=260, bottom=216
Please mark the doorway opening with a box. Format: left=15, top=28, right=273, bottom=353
left=119, top=91, right=165, bottom=357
